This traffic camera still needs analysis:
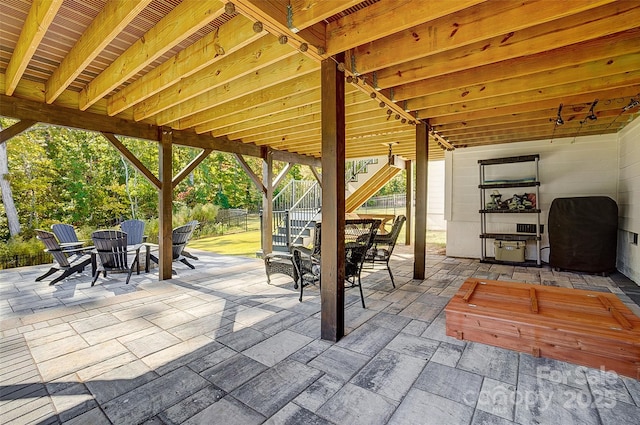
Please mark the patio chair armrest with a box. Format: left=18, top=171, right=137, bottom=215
left=46, top=245, right=94, bottom=254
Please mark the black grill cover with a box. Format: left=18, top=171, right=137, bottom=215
left=548, top=196, right=618, bottom=273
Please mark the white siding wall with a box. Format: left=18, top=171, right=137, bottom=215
left=445, top=134, right=619, bottom=264
left=427, top=160, right=446, bottom=231
left=617, top=116, right=640, bottom=283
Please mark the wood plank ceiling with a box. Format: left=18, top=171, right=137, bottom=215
left=1, top=0, right=639, bottom=161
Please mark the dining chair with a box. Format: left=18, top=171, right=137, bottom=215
left=91, top=230, right=141, bottom=285
left=35, top=229, right=93, bottom=285
left=364, top=215, right=406, bottom=287
left=292, top=219, right=380, bottom=307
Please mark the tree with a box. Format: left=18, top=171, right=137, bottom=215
left=0, top=139, right=21, bottom=236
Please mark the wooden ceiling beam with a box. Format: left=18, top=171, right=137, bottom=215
left=439, top=104, right=628, bottom=136
left=79, top=0, right=226, bottom=111
left=449, top=116, right=620, bottom=141
left=325, top=0, right=486, bottom=56
left=430, top=85, right=640, bottom=127
left=176, top=72, right=320, bottom=130
left=0, top=93, right=318, bottom=164
left=215, top=96, right=377, bottom=139
left=154, top=54, right=319, bottom=125
left=372, top=1, right=638, bottom=89
left=453, top=121, right=620, bottom=146
left=233, top=0, right=325, bottom=58
left=414, top=70, right=640, bottom=119
left=5, top=0, right=63, bottom=96
left=134, top=36, right=297, bottom=121
left=233, top=0, right=418, bottom=128
left=407, top=53, right=640, bottom=110
left=108, top=15, right=266, bottom=116
left=392, top=29, right=640, bottom=101
left=288, top=0, right=362, bottom=32
left=456, top=128, right=621, bottom=148
left=350, top=0, right=614, bottom=75
left=45, top=0, right=151, bottom=104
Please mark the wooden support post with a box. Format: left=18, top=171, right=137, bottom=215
left=405, top=159, right=413, bottom=246
left=414, top=122, right=429, bottom=279
left=158, top=128, right=173, bottom=280
left=262, top=147, right=273, bottom=256
left=320, top=53, right=346, bottom=342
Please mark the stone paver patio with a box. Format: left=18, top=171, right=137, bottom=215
left=1, top=246, right=639, bottom=425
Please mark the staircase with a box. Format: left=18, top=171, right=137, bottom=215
left=346, top=163, right=403, bottom=212
left=269, top=157, right=393, bottom=252
left=271, top=180, right=321, bottom=252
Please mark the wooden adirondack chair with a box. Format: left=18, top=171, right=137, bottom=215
left=119, top=219, right=146, bottom=245
left=51, top=223, right=82, bottom=246
left=35, top=230, right=92, bottom=285
left=148, top=221, right=199, bottom=273
left=91, top=230, right=141, bottom=286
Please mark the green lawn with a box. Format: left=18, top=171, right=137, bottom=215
left=189, top=227, right=446, bottom=258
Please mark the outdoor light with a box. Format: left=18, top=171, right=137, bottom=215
left=584, top=99, right=598, bottom=121
left=555, top=103, right=564, bottom=125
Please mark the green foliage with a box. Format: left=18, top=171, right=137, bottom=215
left=375, top=170, right=407, bottom=196
left=0, top=123, right=269, bottom=242
left=0, top=235, right=43, bottom=258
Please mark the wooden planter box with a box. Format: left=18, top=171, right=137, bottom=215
left=445, top=278, right=640, bottom=379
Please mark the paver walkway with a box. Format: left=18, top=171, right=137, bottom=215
left=1, top=246, right=639, bottom=425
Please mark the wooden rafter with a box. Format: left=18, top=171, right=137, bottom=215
left=108, top=15, right=266, bottom=116
left=391, top=29, right=640, bottom=100
left=349, top=0, right=615, bottom=75
left=5, top=0, right=63, bottom=96
left=374, top=2, right=640, bottom=90
left=45, top=0, right=151, bottom=104
left=183, top=73, right=321, bottom=131
left=134, top=35, right=298, bottom=121
left=154, top=54, right=319, bottom=125
left=79, top=0, right=227, bottom=111
left=325, top=0, right=486, bottom=56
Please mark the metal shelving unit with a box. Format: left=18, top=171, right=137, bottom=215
left=479, top=154, right=541, bottom=266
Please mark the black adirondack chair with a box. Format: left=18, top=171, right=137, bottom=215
left=51, top=223, right=81, bottom=245
left=35, top=230, right=92, bottom=285
left=119, top=219, right=146, bottom=245
left=91, top=230, right=141, bottom=286
left=148, top=222, right=199, bottom=273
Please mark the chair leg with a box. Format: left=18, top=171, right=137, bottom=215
left=125, top=270, right=133, bottom=285
left=36, top=267, right=58, bottom=282
left=91, top=270, right=100, bottom=286
left=50, top=269, right=72, bottom=285
left=179, top=258, right=195, bottom=269
left=387, top=261, right=396, bottom=288
left=299, top=280, right=304, bottom=302
left=357, top=274, right=366, bottom=308
left=182, top=250, right=199, bottom=260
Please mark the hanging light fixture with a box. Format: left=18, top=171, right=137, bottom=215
left=549, top=103, right=563, bottom=143
left=572, top=99, right=599, bottom=143
left=605, top=95, right=640, bottom=130
left=555, top=103, right=564, bottom=126
left=584, top=99, right=598, bottom=122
